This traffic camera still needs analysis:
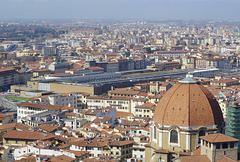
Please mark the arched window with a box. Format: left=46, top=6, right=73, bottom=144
left=154, top=126, right=157, bottom=139
left=170, top=130, right=178, bottom=143
left=198, top=130, right=205, bottom=143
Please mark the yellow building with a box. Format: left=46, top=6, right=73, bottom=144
left=109, top=140, right=134, bottom=160
left=32, top=69, right=53, bottom=78
left=135, top=103, right=156, bottom=118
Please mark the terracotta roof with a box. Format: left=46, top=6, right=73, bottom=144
left=200, top=133, right=239, bottom=143
left=3, top=130, right=55, bottom=140
left=67, top=150, right=89, bottom=157
left=217, top=157, right=238, bottom=162
left=56, top=143, right=71, bottom=149
left=0, top=123, right=30, bottom=131
left=153, top=79, right=224, bottom=127
left=83, top=158, right=118, bottom=162
left=192, top=147, right=201, bottom=155
left=212, top=79, right=238, bottom=83
left=109, top=140, right=134, bottom=146
left=14, top=156, right=36, bottom=162
left=84, top=109, right=101, bottom=115
left=48, top=155, right=75, bottom=162
left=136, top=102, right=155, bottom=108
left=51, top=73, right=71, bottom=76
left=38, top=124, right=58, bottom=132
left=87, top=66, right=103, bottom=70
left=155, top=149, right=170, bottom=153
left=0, top=113, right=12, bottom=121
left=93, top=116, right=112, bottom=123
left=17, top=102, right=63, bottom=111
left=32, top=68, right=52, bottom=72
left=116, top=111, right=133, bottom=118
left=0, top=67, right=15, bottom=73
left=179, top=155, right=210, bottom=162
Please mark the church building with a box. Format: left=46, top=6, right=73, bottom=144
left=145, top=77, right=228, bottom=161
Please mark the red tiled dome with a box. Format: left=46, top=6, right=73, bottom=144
left=153, top=78, right=224, bottom=127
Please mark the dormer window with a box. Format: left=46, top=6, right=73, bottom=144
left=170, top=130, right=178, bottom=143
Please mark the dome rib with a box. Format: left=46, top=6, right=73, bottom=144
left=196, top=85, right=215, bottom=125
left=161, top=84, right=182, bottom=126
left=187, top=83, right=190, bottom=127
left=198, top=85, right=223, bottom=125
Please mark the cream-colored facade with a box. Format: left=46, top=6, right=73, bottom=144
left=86, top=96, right=131, bottom=112
left=16, top=50, right=38, bottom=57
left=109, top=141, right=133, bottom=160
left=134, top=107, right=154, bottom=118
left=145, top=124, right=221, bottom=162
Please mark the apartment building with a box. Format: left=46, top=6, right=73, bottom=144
left=86, top=95, right=145, bottom=113
left=70, top=138, right=110, bottom=158
left=134, top=103, right=156, bottom=118
left=17, top=102, right=68, bottom=123
left=0, top=67, right=32, bottom=91
left=108, top=88, right=141, bottom=98
left=86, top=96, right=131, bottom=112
left=109, top=140, right=134, bottom=160
left=210, top=79, right=239, bottom=88
left=156, top=50, right=188, bottom=58
left=30, top=92, right=90, bottom=109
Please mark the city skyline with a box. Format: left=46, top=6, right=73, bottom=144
left=1, top=0, right=240, bottom=20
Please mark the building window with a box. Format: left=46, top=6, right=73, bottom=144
left=222, top=143, right=228, bottom=149
left=198, top=130, right=205, bottom=143
left=230, top=142, right=234, bottom=148
left=170, top=130, right=178, bottom=143
left=216, top=143, right=220, bottom=149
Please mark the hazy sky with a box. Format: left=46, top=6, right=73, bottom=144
left=1, top=0, right=240, bottom=20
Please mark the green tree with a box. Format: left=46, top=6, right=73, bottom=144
left=125, top=52, right=130, bottom=57
left=225, top=42, right=231, bottom=46
left=143, top=47, right=152, bottom=54
left=176, top=40, right=181, bottom=45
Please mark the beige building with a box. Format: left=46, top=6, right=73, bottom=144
left=134, top=103, right=156, bottom=118
left=109, top=140, right=134, bottom=160
left=32, top=69, right=53, bottom=78
left=149, top=82, right=172, bottom=92
left=86, top=95, right=131, bottom=112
